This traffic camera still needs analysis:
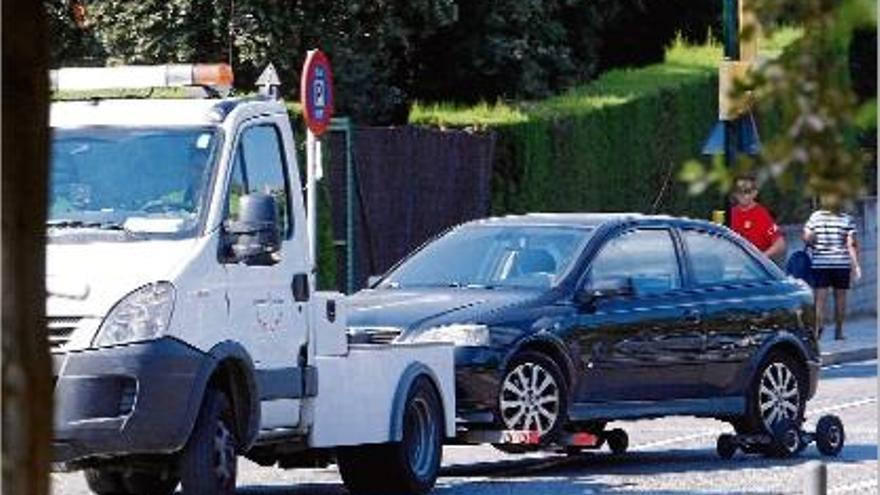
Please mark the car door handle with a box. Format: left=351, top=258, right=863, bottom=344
left=683, top=309, right=702, bottom=325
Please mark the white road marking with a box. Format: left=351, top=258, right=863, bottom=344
left=828, top=478, right=878, bottom=494
left=810, top=397, right=877, bottom=416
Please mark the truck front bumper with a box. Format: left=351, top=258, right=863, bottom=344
left=52, top=337, right=211, bottom=467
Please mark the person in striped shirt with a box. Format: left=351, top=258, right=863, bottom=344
left=803, top=198, right=862, bottom=340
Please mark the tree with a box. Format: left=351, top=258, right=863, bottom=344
left=2, top=1, right=53, bottom=495
left=683, top=0, right=877, bottom=203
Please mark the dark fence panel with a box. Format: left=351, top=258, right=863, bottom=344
left=327, top=125, right=495, bottom=291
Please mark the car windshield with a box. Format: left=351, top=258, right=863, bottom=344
left=48, top=126, right=220, bottom=236
left=381, top=225, right=593, bottom=289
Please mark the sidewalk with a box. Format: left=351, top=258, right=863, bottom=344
left=819, top=315, right=877, bottom=365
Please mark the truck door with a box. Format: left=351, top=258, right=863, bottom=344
left=222, top=119, right=310, bottom=430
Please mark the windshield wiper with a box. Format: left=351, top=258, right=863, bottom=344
left=47, top=219, right=132, bottom=233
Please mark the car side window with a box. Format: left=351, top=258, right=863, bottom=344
left=226, top=124, right=292, bottom=239
left=590, top=229, right=681, bottom=295
left=682, top=230, right=768, bottom=285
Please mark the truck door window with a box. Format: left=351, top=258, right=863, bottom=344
left=226, top=125, right=292, bottom=239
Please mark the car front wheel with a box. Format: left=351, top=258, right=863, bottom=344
left=497, top=351, right=567, bottom=444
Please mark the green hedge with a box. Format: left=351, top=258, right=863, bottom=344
left=411, top=31, right=801, bottom=221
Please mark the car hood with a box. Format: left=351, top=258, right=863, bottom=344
left=45, top=238, right=198, bottom=318
left=347, top=286, right=543, bottom=333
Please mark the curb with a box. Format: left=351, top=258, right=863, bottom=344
left=821, top=347, right=877, bottom=366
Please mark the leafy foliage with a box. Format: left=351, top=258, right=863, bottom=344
left=684, top=0, right=877, bottom=204
left=45, top=0, right=719, bottom=125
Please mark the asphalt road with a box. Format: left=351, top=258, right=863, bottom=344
left=52, top=359, right=878, bottom=495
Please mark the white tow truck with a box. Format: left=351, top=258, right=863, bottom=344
left=47, top=64, right=455, bottom=495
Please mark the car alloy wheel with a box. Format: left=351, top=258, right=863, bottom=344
left=758, top=361, right=801, bottom=431
left=499, top=360, right=561, bottom=435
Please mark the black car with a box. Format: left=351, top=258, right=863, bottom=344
left=349, top=214, right=819, bottom=444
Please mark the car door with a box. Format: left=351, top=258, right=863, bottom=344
left=222, top=120, right=309, bottom=430
left=680, top=228, right=781, bottom=397
left=572, top=226, right=706, bottom=402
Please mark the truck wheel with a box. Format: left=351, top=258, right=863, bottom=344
left=121, top=470, right=178, bottom=495
left=337, top=377, right=443, bottom=495
left=733, top=352, right=806, bottom=435
left=84, top=468, right=126, bottom=495
left=497, top=351, right=567, bottom=445
left=180, top=388, right=238, bottom=495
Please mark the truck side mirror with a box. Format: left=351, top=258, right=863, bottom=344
left=223, top=193, right=280, bottom=265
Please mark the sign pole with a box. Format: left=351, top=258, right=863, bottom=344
left=300, top=48, right=334, bottom=288
left=306, top=129, right=318, bottom=283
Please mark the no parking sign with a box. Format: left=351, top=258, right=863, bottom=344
left=300, top=49, right=335, bottom=137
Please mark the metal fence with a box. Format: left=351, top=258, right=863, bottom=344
left=326, top=125, right=496, bottom=290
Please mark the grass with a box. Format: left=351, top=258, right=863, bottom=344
left=409, top=27, right=803, bottom=128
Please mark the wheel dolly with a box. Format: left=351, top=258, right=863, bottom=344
left=715, top=415, right=845, bottom=459
left=457, top=427, right=631, bottom=455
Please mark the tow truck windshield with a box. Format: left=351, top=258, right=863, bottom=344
left=49, top=126, right=220, bottom=238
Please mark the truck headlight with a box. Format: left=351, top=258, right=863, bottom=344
left=410, top=323, right=490, bottom=347
left=93, top=282, right=175, bottom=347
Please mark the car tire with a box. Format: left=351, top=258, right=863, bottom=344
left=337, top=377, right=443, bottom=495
left=84, top=468, right=127, bottom=495
left=733, top=351, right=806, bottom=435
left=179, top=388, right=238, bottom=495
left=496, top=351, right=568, bottom=446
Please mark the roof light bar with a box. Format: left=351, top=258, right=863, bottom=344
left=50, top=64, right=234, bottom=92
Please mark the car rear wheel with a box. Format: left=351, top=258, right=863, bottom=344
left=496, top=351, right=567, bottom=445
left=733, top=352, right=806, bottom=435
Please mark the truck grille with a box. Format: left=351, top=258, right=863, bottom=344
left=367, top=328, right=403, bottom=345
left=47, top=316, right=81, bottom=350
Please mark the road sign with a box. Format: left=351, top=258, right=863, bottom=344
left=300, top=49, right=335, bottom=136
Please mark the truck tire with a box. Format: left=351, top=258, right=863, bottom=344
left=337, top=377, right=443, bottom=495
left=180, top=388, right=238, bottom=495
left=84, top=468, right=126, bottom=495
left=121, top=471, right=178, bottom=495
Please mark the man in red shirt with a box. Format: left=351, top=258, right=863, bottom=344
left=730, top=176, right=786, bottom=260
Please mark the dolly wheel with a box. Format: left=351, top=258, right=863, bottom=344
left=716, top=434, right=737, bottom=460
left=606, top=429, right=628, bottom=455
left=767, top=418, right=802, bottom=458
left=816, top=415, right=845, bottom=456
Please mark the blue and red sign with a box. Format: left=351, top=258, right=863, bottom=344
left=300, top=49, right=335, bottom=136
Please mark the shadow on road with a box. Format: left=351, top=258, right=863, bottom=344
left=228, top=442, right=875, bottom=494
left=820, top=361, right=878, bottom=381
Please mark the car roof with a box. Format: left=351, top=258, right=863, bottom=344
left=465, top=213, right=721, bottom=231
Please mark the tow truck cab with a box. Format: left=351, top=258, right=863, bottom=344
left=48, top=64, right=454, bottom=495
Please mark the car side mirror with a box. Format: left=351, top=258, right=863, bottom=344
left=223, top=193, right=280, bottom=265
left=576, top=277, right=634, bottom=310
